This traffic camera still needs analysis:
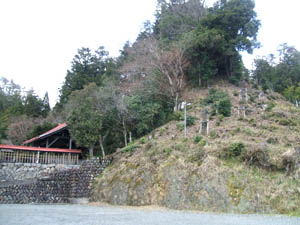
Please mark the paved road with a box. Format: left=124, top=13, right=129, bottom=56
left=0, top=204, right=299, bottom=225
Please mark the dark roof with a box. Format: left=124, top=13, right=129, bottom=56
left=0, top=144, right=81, bottom=154
left=23, top=123, right=67, bottom=145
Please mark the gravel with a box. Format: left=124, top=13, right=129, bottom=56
left=0, top=204, right=299, bottom=225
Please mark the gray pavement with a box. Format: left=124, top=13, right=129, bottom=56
left=0, top=204, right=299, bottom=225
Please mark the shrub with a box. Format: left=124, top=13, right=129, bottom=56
left=194, top=135, right=202, bottom=144
left=244, top=127, right=256, bottom=136
left=186, top=115, right=196, bottom=127
left=265, top=101, right=276, bottom=112
left=229, top=142, right=246, bottom=157
left=170, top=111, right=184, bottom=121
left=139, top=137, right=147, bottom=144
left=159, top=127, right=166, bottom=136
left=240, top=143, right=270, bottom=167
left=176, top=122, right=184, bottom=131
left=216, top=98, right=232, bottom=117
left=199, top=139, right=207, bottom=147
left=122, top=143, right=138, bottom=153
left=187, top=150, right=205, bottom=163
left=250, top=95, right=255, bottom=102
left=279, top=119, right=296, bottom=126
left=230, top=127, right=241, bottom=136
left=209, top=131, right=217, bottom=139
left=163, top=148, right=173, bottom=156
left=267, top=137, right=278, bottom=144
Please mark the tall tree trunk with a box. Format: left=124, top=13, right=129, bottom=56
left=174, top=92, right=179, bottom=112
left=122, top=118, right=127, bottom=146
left=225, top=56, right=232, bottom=78
left=89, top=143, right=94, bottom=158
left=99, top=135, right=105, bottom=158
left=129, top=132, right=132, bottom=143
left=198, top=64, right=201, bottom=87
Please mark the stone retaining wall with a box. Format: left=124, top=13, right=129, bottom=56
left=0, top=158, right=111, bottom=204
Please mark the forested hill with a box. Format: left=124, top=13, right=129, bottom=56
left=1, top=0, right=300, bottom=159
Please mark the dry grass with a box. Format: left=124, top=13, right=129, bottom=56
left=94, top=82, right=300, bottom=215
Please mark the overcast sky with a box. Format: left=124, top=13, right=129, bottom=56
left=1, top=0, right=300, bottom=107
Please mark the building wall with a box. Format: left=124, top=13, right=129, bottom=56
left=0, top=158, right=111, bottom=204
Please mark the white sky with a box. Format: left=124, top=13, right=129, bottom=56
left=1, top=0, right=300, bottom=107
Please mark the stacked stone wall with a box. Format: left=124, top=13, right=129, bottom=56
left=0, top=158, right=111, bottom=204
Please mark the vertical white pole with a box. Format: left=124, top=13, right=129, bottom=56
left=184, top=101, right=187, bottom=138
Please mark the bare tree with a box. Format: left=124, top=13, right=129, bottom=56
left=121, top=38, right=190, bottom=111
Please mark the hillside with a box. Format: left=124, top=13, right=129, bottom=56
left=91, top=82, right=300, bottom=215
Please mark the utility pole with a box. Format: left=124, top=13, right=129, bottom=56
left=184, top=101, right=187, bottom=138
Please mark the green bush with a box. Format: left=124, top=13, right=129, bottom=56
left=176, top=122, right=184, bottom=131
left=194, top=135, right=202, bottom=144
left=216, top=98, right=232, bottom=117
left=265, top=101, right=276, bottom=112
left=139, top=137, right=147, bottom=144
left=209, top=131, right=217, bottom=139
left=267, top=137, right=278, bottom=144
left=199, top=139, right=207, bottom=147
left=186, top=115, right=196, bottom=127
left=202, top=88, right=232, bottom=117
left=279, top=119, right=296, bottom=126
left=163, top=148, right=173, bottom=156
left=229, top=142, right=246, bottom=157
left=159, top=127, right=166, bottom=136
left=122, top=143, right=138, bottom=153
left=170, top=111, right=184, bottom=121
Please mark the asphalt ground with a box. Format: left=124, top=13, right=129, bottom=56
left=0, top=204, right=299, bottom=225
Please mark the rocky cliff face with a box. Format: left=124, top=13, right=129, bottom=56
left=91, top=145, right=300, bottom=214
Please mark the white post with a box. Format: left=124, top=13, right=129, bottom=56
left=36, top=151, right=40, bottom=164
left=207, top=120, right=210, bottom=135
left=184, top=101, right=187, bottom=138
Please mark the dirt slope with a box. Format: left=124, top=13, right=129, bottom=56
left=91, top=82, right=300, bottom=215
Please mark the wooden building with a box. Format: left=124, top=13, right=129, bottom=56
left=0, top=123, right=81, bottom=165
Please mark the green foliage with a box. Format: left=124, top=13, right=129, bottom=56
left=199, top=139, right=207, bottom=147
left=26, top=122, right=57, bottom=140
left=139, top=137, right=147, bottom=144
left=202, top=88, right=232, bottom=117
left=67, top=99, right=102, bottom=156
left=253, top=44, right=300, bottom=97
left=243, top=127, right=256, bottom=136
left=209, top=131, right=217, bottom=139
left=57, top=46, right=116, bottom=109
left=279, top=119, right=296, bottom=126
left=176, top=122, right=184, bottom=131
left=194, top=135, right=202, bottom=144
left=170, top=111, right=184, bottom=121
left=186, top=115, right=196, bottom=127
left=265, top=101, right=276, bottom=112
left=267, top=137, right=278, bottom=145
left=229, top=142, right=246, bottom=157
left=122, top=143, right=138, bottom=153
